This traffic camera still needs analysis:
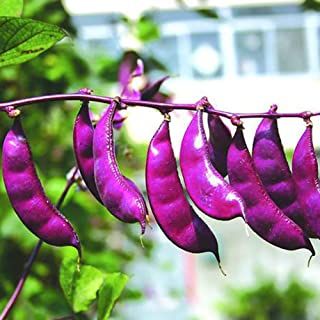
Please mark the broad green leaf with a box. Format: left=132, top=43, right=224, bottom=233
left=73, top=265, right=105, bottom=312
left=0, top=17, right=67, bottom=68
left=0, top=0, right=23, bottom=17
left=59, top=251, right=105, bottom=313
left=98, top=273, right=129, bottom=320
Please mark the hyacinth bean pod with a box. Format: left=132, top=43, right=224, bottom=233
left=180, top=104, right=245, bottom=221
left=93, top=99, right=147, bottom=233
left=292, top=120, right=320, bottom=238
left=2, top=117, right=81, bottom=254
left=252, top=105, right=312, bottom=235
left=207, top=111, right=232, bottom=177
left=146, top=116, right=223, bottom=270
left=227, top=125, right=315, bottom=256
left=73, top=101, right=102, bottom=203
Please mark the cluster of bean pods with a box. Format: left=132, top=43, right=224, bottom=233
left=0, top=61, right=170, bottom=259
left=2, top=70, right=319, bottom=271
left=146, top=100, right=317, bottom=270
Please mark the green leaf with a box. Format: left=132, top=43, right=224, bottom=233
left=73, top=265, right=105, bottom=312
left=302, top=0, right=320, bottom=11
left=59, top=251, right=78, bottom=307
left=0, top=17, right=67, bottom=68
left=0, top=0, right=23, bottom=17
left=59, top=251, right=105, bottom=313
left=98, top=273, right=129, bottom=320
left=195, top=9, right=219, bottom=19
left=135, top=16, right=160, bottom=42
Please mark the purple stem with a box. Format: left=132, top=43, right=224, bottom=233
left=0, top=93, right=317, bottom=119
left=0, top=168, right=79, bottom=320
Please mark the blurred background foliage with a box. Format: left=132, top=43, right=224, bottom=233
left=217, top=274, right=316, bottom=320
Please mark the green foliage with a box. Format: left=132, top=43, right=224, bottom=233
left=121, top=15, right=160, bottom=43
left=0, top=17, right=67, bottom=68
left=0, top=0, right=23, bottom=17
left=98, top=272, right=129, bottom=320
left=60, top=250, right=105, bottom=313
left=60, top=250, right=128, bottom=318
left=217, top=275, right=316, bottom=320
left=285, top=149, right=293, bottom=166
left=134, top=15, right=160, bottom=43
left=302, top=0, right=320, bottom=11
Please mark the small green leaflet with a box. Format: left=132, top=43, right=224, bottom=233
left=0, top=0, right=23, bottom=17
left=59, top=251, right=129, bottom=318
left=98, top=273, right=129, bottom=320
left=135, top=16, right=160, bottom=42
left=59, top=252, right=105, bottom=313
left=0, top=17, right=67, bottom=68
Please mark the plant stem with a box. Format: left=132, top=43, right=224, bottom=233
left=0, top=167, right=79, bottom=320
left=0, top=93, right=317, bottom=119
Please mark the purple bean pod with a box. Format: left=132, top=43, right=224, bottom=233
left=146, top=116, right=222, bottom=269
left=2, top=117, right=81, bottom=254
left=252, top=105, right=314, bottom=236
left=73, top=101, right=102, bottom=203
left=207, top=111, right=232, bottom=177
left=227, top=125, right=315, bottom=256
left=292, top=120, right=320, bottom=238
left=93, top=99, right=147, bottom=233
left=180, top=104, right=245, bottom=221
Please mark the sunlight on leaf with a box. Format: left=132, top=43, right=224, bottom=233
left=59, top=250, right=105, bottom=313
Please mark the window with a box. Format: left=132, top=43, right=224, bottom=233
left=275, top=28, right=307, bottom=73
left=190, top=32, right=222, bottom=78
left=147, top=36, right=180, bottom=75
left=235, top=31, right=265, bottom=75
left=232, top=5, right=303, bottom=17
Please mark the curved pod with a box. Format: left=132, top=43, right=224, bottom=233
left=2, top=117, right=81, bottom=253
left=73, top=101, right=102, bottom=203
left=207, top=113, right=232, bottom=177
left=252, top=107, right=312, bottom=235
left=93, top=100, right=147, bottom=233
left=292, top=122, right=320, bottom=238
left=180, top=108, right=245, bottom=221
left=146, top=118, right=222, bottom=267
left=227, top=126, right=314, bottom=255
